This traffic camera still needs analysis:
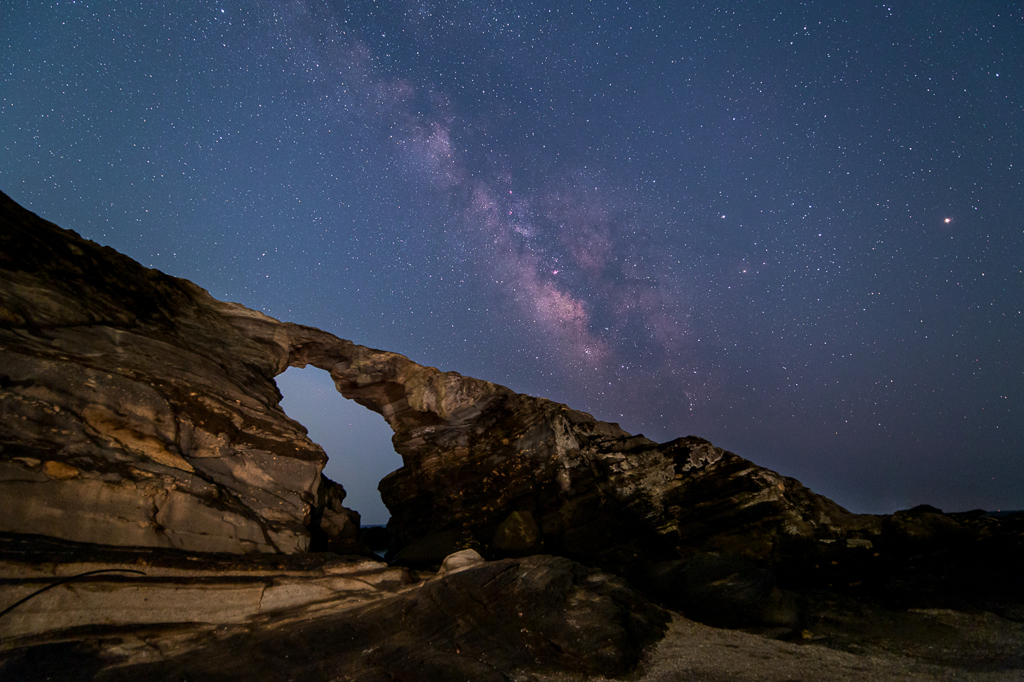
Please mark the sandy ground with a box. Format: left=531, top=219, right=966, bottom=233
left=529, top=614, right=1024, bottom=682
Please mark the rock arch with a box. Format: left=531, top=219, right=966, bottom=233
left=275, top=364, right=400, bottom=525
left=1, top=189, right=871, bottom=570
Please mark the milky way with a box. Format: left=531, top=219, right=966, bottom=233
left=2, top=1, right=1021, bottom=518
left=264, top=2, right=714, bottom=414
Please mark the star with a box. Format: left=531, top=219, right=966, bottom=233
left=3, top=0, right=1020, bottom=518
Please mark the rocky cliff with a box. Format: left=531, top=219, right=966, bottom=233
left=1, top=191, right=337, bottom=553
left=1, top=189, right=875, bottom=571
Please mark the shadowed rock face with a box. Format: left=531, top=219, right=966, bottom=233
left=0, top=189, right=878, bottom=564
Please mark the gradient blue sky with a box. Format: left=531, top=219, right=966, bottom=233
left=2, top=1, right=1021, bottom=523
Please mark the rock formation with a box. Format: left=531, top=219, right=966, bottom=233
left=1, top=190, right=338, bottom=553
left=2, top=189, right=1023, bottom=680
left=0, top=188, right=877, bottom=570
left=0, top=535, right=667, bottom=681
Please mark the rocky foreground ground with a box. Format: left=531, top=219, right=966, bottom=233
left=2, top=189, right=1022, bottom=680
left=3, top=537, right=1023, bottom=682
left=545, top=614, right=1024, bottom=682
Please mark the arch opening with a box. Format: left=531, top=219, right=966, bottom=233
left=275, top=365, right=403, bottom=526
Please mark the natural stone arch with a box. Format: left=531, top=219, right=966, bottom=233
left=271, top=323, right=655, bottom=556
left=1, top=189, right=875, bottom=570
left=275, top=364, right=400, bottom=526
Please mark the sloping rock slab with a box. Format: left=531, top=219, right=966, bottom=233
left=0, top=535, right=409, bottom=645
left=0, top=545, right=668, bottom=682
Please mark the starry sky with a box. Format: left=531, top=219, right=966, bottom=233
left=2, top=1, right=1022, bottom=524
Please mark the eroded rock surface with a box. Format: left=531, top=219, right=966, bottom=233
left=1, top=192, right=340, bottom=553
left=0, top=188, right=879, bottom=564
left=0, top=536, right=667, bottom=682
left=0, top=535, right=410, bottom=645
left=3, top=190, right=1023, bottom=622
left=3, top=191, right=1024, bottom=680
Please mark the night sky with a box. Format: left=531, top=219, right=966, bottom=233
left=2, top=2, right=1022, bottom=524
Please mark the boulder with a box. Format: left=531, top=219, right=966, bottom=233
left=438, top=547, right=485, bottom=575
left=310, top=475, right=363, bottom=553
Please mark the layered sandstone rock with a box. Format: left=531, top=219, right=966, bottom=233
left=4, top=190, right=1024, bottom=681
left=0, top=189, right=878, bottom=564
left=1, top=192, right=335, bottom=553
left=0, top=536, right=667, bottom=681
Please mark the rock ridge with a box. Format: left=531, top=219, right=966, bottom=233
left=0, top=188, right=874, bottom=568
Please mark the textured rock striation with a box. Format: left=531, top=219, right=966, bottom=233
left=1, top=192, right=341, bottom=553
left=0, top=536, right=667, bottom=681
left=102, top=553, right=668, bottom=682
